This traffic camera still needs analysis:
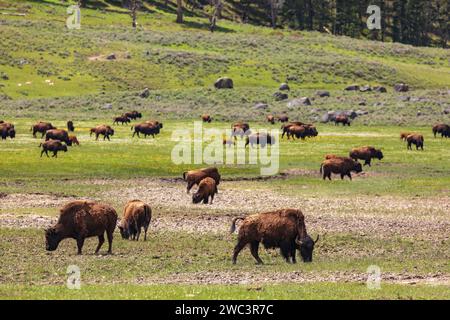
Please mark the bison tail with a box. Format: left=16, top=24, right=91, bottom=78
left=182, top=172, right=187, bottom=180
left=230, top=217, right=245, bottom=234
left=320, top=163, right=323, bottom=174
left=143, top=204, right=151, bottom=223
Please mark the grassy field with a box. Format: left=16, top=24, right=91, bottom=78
left=0, top=0, right=449, bottom=300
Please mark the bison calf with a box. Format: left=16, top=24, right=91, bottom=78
left=406, top=134, right=424, bottom=150
left=230, top=209, right=310, bottom=264
left=201, top=114, right=212, bottom=123
left=45, top=201, right=117, bottom=255
left=183, top=167, right=221, bottom=193
left=192, top=177, right=217, bottom=204
left=349, top=146, right=383, bottom=166
left=119, top=200, right=152, bottom=241
left=68, top=135, right=80, bottom=146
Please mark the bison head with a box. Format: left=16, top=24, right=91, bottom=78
left=45, top=226, right=63, bottom=251
left=374, top=149, right=383, bottom=160
left=118, top=225, right=130, bottom=240
left=353, top=161, right=363, bottom=173
left=296, top=235, right=319, bottom=262
left=192, top=192, right=203, bottom=204
left=109, top=128, right=115, bottom=136
left=61, top=144, right=68, bottom=152
left=9, top=129, right=16, bottom=139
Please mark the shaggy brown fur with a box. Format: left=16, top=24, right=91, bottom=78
left=45, top=200, right=117, bottom=254
left=67, top=121, right=75, bottom=132
left=201, top=114, right=212, bottom=123
left=281, top=122, right=306, bottom=138
left=0, top=122, right=15, bottom=140
left=285, top=124, right=318, bottom=140
left=432, top=123, right=449, bottom=138
left=230, top=209, right=308, bottom=264
left=68, top=135, right=80, bottom=146
left=123, top=111, right=142, bottom=120
left=406, top=134, right=424, bottom=150
left=320, top=158, right=362, bottom=180
left=132, top=123, right=160, bottom=138
left=119, top=200, right=152, bottom=241
left=349, top=146, right=384, bottom=166
left=192, top=177, right=217, bottom=204
left=183, top=167, right=221, bottom=193
left=144, top=120, right=163, bottom=129
left=90, top=125, right=114, bottom=141
left=334, top=115, right=351, bottom=126
left=267, top=115, right=275, bottom=124
left=113, top=116, right=131, bottom=125
left=46, top=129, right=72, bottom=146
left=231, top=122, right=250, bottom=138
left=245, top=132, right=275, bottom=148
left=277, top=115, right=289, bottom=123
left=400, top=132, right=412, bottom=141
left=39, top=140, right=68, bottom=158
left=31, top=122, right=55, bottom=138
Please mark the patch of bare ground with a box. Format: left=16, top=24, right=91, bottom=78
left=134, top=271, right=450, bottom=286
left=0, top=193, right=78, bottom=210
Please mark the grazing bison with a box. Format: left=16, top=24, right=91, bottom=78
left=39, top=140, right=68, bottom=158
left=278, top=115, right=289, bottom=123
left=132, top=123, right=160, bottom=138
left=192, top=177, right=217, bottom=204
left=349, top=146, right=383, bottom=166
left=230, top=209, right=309, bottom=264
left=320, top=157, right=362, bottom=180
left=400, top=132, right=412, bottom=141
left=432, top=124, right=449, bottom=138
left=223, top=137, right=235, bottom=147
left=118, top=200, right=152, bottom=241
left=68, top=135, right=80, bottom=146
left=67, top=121, right=75, bottom=132
left=281, top=122, right=306, bottom=139
left=285, top=124, right=317, bottom=140
left=334, top=114, right=351, bottom=126
left=245, top=132, right=275, bottom=148
left=0, top=122, right=15, bottom=140
left=406, top=134, right=424, bottom=150
left=183, top=167, right=221, bottom=193
left=201, top=114, right=212, bottom=123
left=45, top=200, right=117, bottom=255
left=113, top=115, right=131, bottom=125
left=144, top=120, right=163, bottom=129
left=123, top=111, right=142, bottom=120
left=31, top=121, right=55, bottom=138
left=267, top=115, right=275, bottom=124
left=45, top=129, right=72, bottom=146
left=231, top=122, right=250, bottom=138
left=90, top=125, right=114, bottom=141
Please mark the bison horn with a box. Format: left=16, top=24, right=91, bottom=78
left=295, top=236, right=303, bottom=246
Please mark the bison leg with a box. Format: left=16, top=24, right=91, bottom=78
left=76, top=237, right=85, bottom=255
left=52, top=151, right=58, bottom=158
left=106, top=230, right=113, bottom=254
left=290, top=246, right=297, bottom=264
left=95, top=133, right=99, bottom=141
left=347, top=173, right=352, bottom=180
left=250, top=241, right=263, bottom=265
left=210, top=193, right=214, bottom=204
left=340, top=173, right=345, bottom=180
left=186, top=181, right=195, bottom=194
left=232, top=240, right=247, bottom=264
left=40, top=149, right=46, bottom=158
left=95, top=234, right=105, bottom=254
left=280, top=242, right=291, bottom=263
left=143, top=225, right=149, bottom=241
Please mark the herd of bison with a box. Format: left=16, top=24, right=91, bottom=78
left=1, top=112, right=449, bottom=265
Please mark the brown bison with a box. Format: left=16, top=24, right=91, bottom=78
left=67, top=121, right=75, bottom=132
left=113, top=115, right=131, bottom=125
left=118, top=200, right=152, bottom=241
left=406, top=134, right=424, bottom=150
left=349, top=146, right=384, bottom=166
left=320, top=157, right=362, bottom=180
left=267, top=115, right=275, bottom=124
left=286, top=124, right=318, bottom=140
left=39, top=140, right=68, bottom=158
left=334, top=115, right=351, bottom=126
left=281, top=122, right=306, bottom=139
left=400, top=132, right=412, bottom=141
left=277, top=115, right=289, bottom=123
left=432, top=123, right=449, bottom=138
left=45, top=129, right=72, bottom=146
left=123, top=111, right=142, bottom=120
left=68, top=135, right=80, bottom=146
left=31, top=121, right=55, bottom=138
left=245, top=132, right=275, bottom=148
left=231, top=122, right=250, bottom=138
left=201, top=114, right=212, bottom=123
left=183, top=167, right=221, bottom=193
left=192, top=177, right=217, bottom=204
left=0, top=122, right=15, bottom=140
left=90, top=125, right=114, bottom=141
left=45, top=200, right=117, bottom=255
left=144, top=120, right=163, bottom=129
left=230, top=209, right=310, bottom=264
left=132, top=123, right=160, bottom=138
left=223, top=138, right=235, bottom=147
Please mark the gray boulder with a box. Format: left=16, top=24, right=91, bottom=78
left=399, top=96, right=410, bottom=102
left=394, top=83, right=409, bottom=92
left=214, top=77, right=234, bottom=89
left=106, top=53, right=116, bottom=60
left=316, top=90, right=330, bottom=97
left=279, top=83, right=290, bottom=91
left=287, top=97, right=311, bottom=108
left=356, top=110, right=369, bottom=116
left=1, top=73, right=8, bottom=80
left=345, top=84, right=359, bottom=91
left=374, top=86, right=387, bottom=93
left=360, top=85, right=372, bottom=92
left=442, top=107, right=450, bottom=114
left=254, top=103, right=269, bottom=110
left=139, top=87, right=150, bottom=98
left=102, top=103, right=113, bottom=110
left=273, top=92, right=288, bottom=101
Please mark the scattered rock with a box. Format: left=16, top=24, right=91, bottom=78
left=102, top=103, right=113, bottom=110
left=443, top=107, right=450, bottom=115
left=139, top=87, right=150, bottom=98
left=399, top=96, right=410, bottom=102
left=356, top=110, right=369, bottom=116
left=358, top=101, right=367, bottom=106
left=106, top=53, right=116, bottom=60
left=279, top=83, right=290, bottom=91
left=360, top=85, right=372, bottom=92
left=316, top=90, right=330, bottom=97
left=394, top=83, right=409, bottom=92
left=273, top=92, right=288, bottom=101
left=286, top=75, right=298, bottom=81
left=374, top=86, right=387, bottom=93
left=1, top=73, right=8, bottom=80
left=416, top=111, right=422, bottom=117
left=345, top=84, right=359, bottom=91
left=254, top=103, right=269, bottom=110
left=287, top=97, right=311, bottom=108
left=214, top=77, right=233, bottom=89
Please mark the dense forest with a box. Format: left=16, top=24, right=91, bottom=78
left=73, top=0, right=448, bottom=48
